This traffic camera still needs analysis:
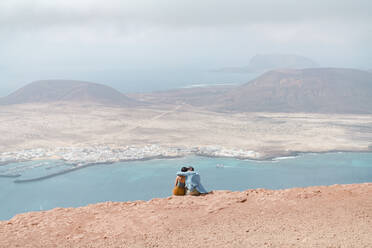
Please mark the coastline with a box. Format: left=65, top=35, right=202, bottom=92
left=1, top=146, right=371, bottom=183
left=0, top=145, right=261, bottom=166
left=2, top=145, right=371, bottom=166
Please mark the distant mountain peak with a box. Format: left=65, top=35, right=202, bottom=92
left=0, top=80, right=137, bottom=106
left=214, top=53, right=319, bottom=74
left=131, top=67, right=372, bottom=114
left=219, top=68, right=372, bottom=113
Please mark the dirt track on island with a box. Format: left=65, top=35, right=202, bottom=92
left=1, top=103, right=372, bottom=155
left=1, top=183, right=371, bottom=248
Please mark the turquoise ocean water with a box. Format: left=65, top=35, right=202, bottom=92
left=0, top=152, right=372, bottom=220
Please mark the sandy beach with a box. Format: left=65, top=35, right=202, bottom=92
left=1, top=183, right=371, bottom=248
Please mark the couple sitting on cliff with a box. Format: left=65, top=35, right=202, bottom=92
left=173, top=166, right=208, bottom=196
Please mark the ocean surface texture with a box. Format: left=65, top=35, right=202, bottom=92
left=1, top=152, right=372, bottom=220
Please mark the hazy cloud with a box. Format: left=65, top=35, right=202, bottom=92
left=0, top=0, right=371, bottom=95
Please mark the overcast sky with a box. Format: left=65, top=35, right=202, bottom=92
left=0, top=0, right=371, bottom=96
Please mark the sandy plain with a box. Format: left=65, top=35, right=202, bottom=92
left=0, top=183, right=371, bottom=248
left=0, top=102, right=371, bottom=157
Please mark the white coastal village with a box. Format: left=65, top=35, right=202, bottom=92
left=0, top=145, right=261, bottom=166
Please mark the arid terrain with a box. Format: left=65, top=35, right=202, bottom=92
left=0, top=103, right=371, bottom=157
left=0, top=76, right=371, bottom=247
left=1, top=1, right=371, bottom=247
left=1, top=183, right=371, bottom=248
left=1, top=69, right=371, bottom=160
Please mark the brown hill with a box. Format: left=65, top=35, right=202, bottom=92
left=0, top=80, right=137, bottom=106
left=133, top=68, right=372, bottom=114
left=217, top=68, right=372, bottom=113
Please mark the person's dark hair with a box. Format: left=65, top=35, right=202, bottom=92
left=181, top=167, right=188, bottom=172
left=188, top=166, right=194, bottom=171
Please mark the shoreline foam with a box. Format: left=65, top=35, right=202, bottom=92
left=2, top=145, right=371, bottom=166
